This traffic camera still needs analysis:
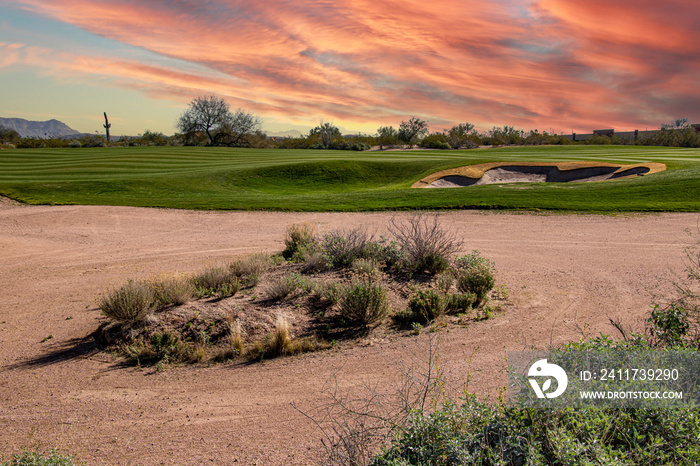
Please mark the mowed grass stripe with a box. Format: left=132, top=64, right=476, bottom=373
left=1, top=145, right=699, bottom=211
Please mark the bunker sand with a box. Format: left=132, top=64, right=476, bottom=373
left=0, top=202, right=695, bottom=464
left=413, top=161, right=667, bottom=188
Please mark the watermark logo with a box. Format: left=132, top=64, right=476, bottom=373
left=528, top=359, right=568, bottom=399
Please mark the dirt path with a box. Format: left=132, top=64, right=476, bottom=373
left=1, top=203, right=697, bottom=464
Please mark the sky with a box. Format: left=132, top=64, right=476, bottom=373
left=0, top=0, right=698, bottom=137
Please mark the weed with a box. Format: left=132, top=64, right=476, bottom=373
left=351, top=258, right=382, bottom=281
left=433, top=272, right=454, bottom=295
left=302, top=249, right=331, bottom=274
left=229, top=253, right=271, bottom=287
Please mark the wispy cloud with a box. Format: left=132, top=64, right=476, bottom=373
left=5, top=0, right=699, bottom=132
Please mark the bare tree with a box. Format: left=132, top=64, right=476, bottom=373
left=214, top=108, right=262, bottom=147
left=176, top=95, right=232, bottom=145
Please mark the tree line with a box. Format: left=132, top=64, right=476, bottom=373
left=2, top=95, right=699, bottom=149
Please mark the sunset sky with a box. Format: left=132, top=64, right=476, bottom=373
left=1, top=0, right=698, bottom=136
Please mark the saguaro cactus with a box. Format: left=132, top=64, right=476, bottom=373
left=103, top=112, right=111, bottom=143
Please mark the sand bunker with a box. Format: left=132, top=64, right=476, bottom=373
left=413, top=162, right=667, bottom=188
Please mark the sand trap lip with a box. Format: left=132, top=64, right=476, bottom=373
left=412, top=161, right=667, bottom=188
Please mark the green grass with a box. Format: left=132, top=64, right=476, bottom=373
left=1, top=145, right=700, bottom=211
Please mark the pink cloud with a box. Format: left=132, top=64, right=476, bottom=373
left=8, top=0, right=700, bottom=132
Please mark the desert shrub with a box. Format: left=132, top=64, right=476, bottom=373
left=404, top=289, right=448, bottom=324
left=318, top=281, right=345, bottom=305
left=365, top=236, right=406, bottom=269
left=322, top=228, right=374, bottom=268
left=433, top=272, right=454, bottom=295
left=454, top=251, right=496, bottom=306
left=150, top=276, right=195, bottom=307
left=391, top=214, right=461, bottom=274
left=283, top=223, right=317, bottom=261
left=192, top=265, right=240, bottom=298
left=229, top=253, right=272, bottom=286
left=1, top=448, right=79, bottom=466
left=301, top=249, right=331, bottom=274
left=265, top=272, right=311, bottom=300
left=647, top=303, right=690, bottom=347
left=99, top=280, right=155, bottom=323
left=446, top=292, right=477, bottom=314
left=351, top=258, right=382, bottom=281
left=340, top=279, right=389, bottom=327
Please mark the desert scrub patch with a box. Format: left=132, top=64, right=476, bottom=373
left=99, top=280, right=155, bottom=323
left=92, top=221, right=503, bottom=367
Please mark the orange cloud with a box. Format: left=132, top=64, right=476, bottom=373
left=8, top=0, right=700, bottom=132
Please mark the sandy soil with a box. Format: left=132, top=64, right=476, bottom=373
left=1, top=201, right=698, bottom=465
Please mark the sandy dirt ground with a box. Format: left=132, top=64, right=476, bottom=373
left=1, top=200, right=698, bottom=465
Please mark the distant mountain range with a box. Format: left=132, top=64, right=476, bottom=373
left=0, top=117, right=81, bottom=138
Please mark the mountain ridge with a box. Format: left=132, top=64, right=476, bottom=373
left=0, top=117, right=81, bottom=138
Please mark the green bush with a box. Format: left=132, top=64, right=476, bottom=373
left=340, top=279, right=389, bottom=327
left=371, top=398, right=700, bottom=465
left=647, top=303, right=690, bottom=347
left=454, top=251, right=496, bottom=306
left=99, top=280, right=155, bottom=323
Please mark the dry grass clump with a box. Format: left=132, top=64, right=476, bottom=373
left=246, top=315, right=331, bottom=359
left=99, top=280, right=155, bottom=323
left=229, top=253, right=273, bottom=287
left=264, top=272, right=312, bottom=300
left=150, top=275, right=196, bottom=307
left=192, top=264, right=240, bottom=298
